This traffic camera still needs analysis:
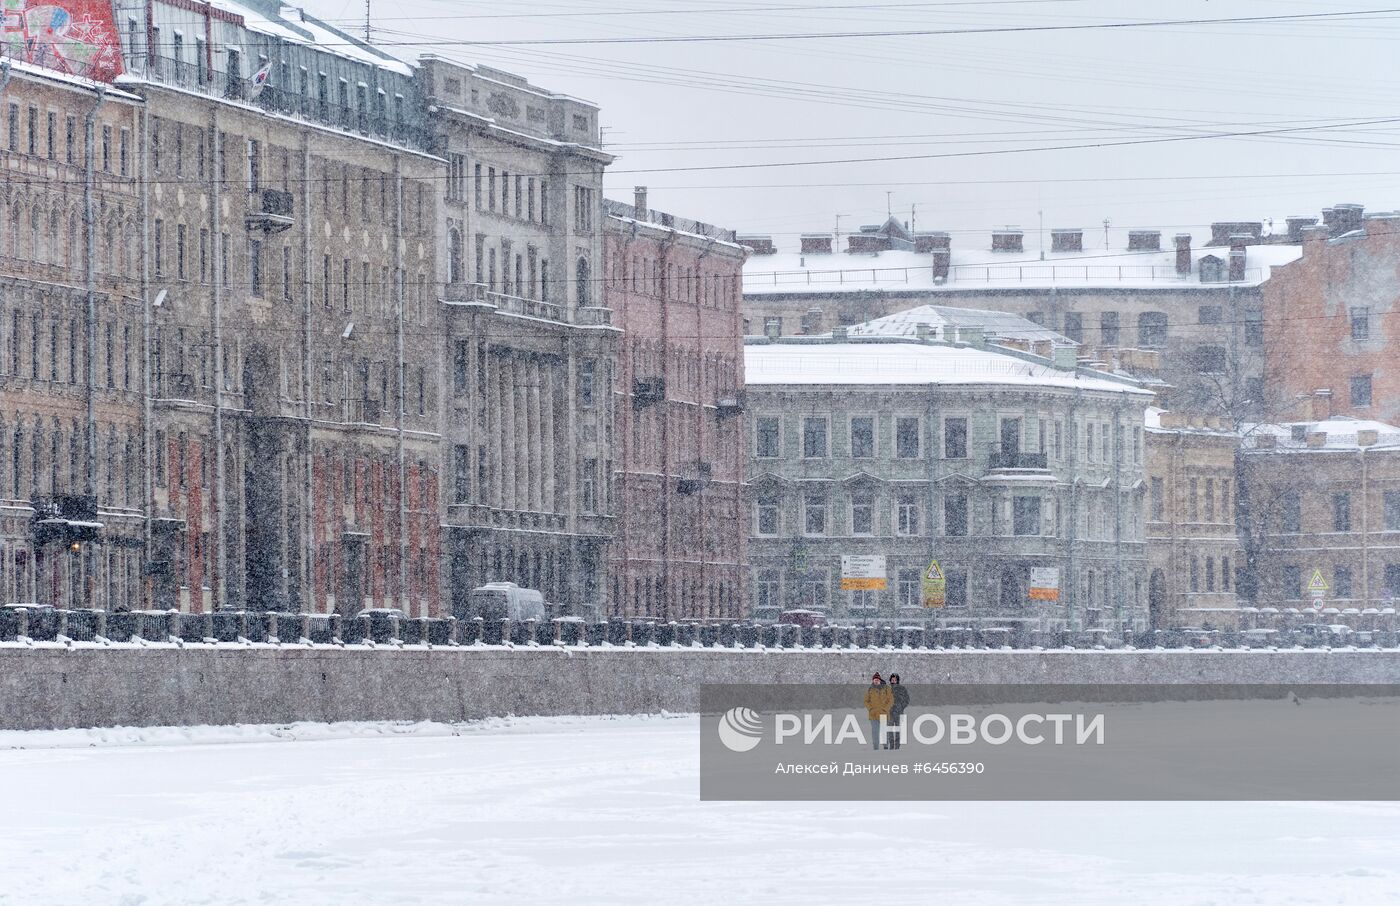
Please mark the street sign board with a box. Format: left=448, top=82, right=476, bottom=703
left=1029, top=567, right=1060, bottom=602
left=921, top=559, right=946, bottom=608
left=840, top=555, right=887, bottom=591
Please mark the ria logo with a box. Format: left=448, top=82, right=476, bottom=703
left=717, top=707, right=763, bottom=752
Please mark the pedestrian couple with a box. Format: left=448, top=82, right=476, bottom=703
left=862, top=672, right=910, bottom=750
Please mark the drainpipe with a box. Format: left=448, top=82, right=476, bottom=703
left=393, top=155, right=408, bottom=614
left=139, top=105, right=153, bottom=605
left=84, top=87, right=107, bottom=609
left=210, top=110, right=227, bottom=610
left=300, top=133, right=314, bottom=611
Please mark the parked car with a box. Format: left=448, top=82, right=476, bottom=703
left=777, top=609, right=827, bottom=628
left=462, top=583, right=547, bottom=622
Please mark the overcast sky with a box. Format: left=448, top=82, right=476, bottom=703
left=307, top=0, right=1400, bottom=253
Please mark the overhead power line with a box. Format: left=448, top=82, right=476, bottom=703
left=402, top=7, right=1400, bottom=46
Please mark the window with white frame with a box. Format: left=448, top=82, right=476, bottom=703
left=896, top=416, right=920, bottom=458
left=850, top=492, right=874, bottom=535
left=755, top=496, right=780, bottom=536
left=803, top=492, right=827, bottom=535
left=802, top=416, right=828, bottom=458
left=896, top=493, right=920, bottom=535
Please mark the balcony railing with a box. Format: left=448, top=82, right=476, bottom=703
left=988, top=448, right=1049, bottom=471
left=135, top=55, right=432, bottom=151
left=443, top=281, right=583, bottom=324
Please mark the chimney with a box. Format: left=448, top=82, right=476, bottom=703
left=1228, top=234, right=1248, bottom=282
left=991, top=229, right=1024, bottom=253
left=738, top=235, right=776, bottom=255
left=914, top=322, right=934, bottom=342
left=1175, top=234, right=1192, bottom=275
left=1305, top=431, right=1328, bottom=449
left=1333, top=203, right=1365, bottom=236
left=958, top=325, right=986, bottom=347
left=914, top=231, right=950, bottom=253
left=1310, top=389, right=1333, bottom=420
left=1127, top=230, right=1161, bottom=251
left=800, top=234, right=833, bottom=254
left=633, top=186, right=648, bottom=222
left=1209, top=221, right=1262, bottom=246
left=1050, top=229, right=1083, bottom=253
left=932, top=248, right=950, bottom=282
left=1302, top=223, right=1330, bottom=249
left=1321, top=207, right=1337, bottom=234
left=1051, top=345, right=1079, bottom=370
left=1285, top=217, right=1317, bottom=243
left=764, top=320, right=781, bottom=340
left=800, top=307, right=823, bottom=335
left=1359, top=429, right=1379, bottom=447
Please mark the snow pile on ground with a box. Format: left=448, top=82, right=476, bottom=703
left=0, top=715, right=1397, bottom=905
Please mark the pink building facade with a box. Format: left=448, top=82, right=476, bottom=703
left=604, top=190, right=749, bottom=620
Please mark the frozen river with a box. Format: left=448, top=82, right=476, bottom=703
left=1, top=715, right=1398, bottom=905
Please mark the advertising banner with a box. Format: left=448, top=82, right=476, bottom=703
left=1028, top=567, right=1060, bottom=602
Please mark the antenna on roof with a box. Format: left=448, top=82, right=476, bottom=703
left=364, top=0, right=372, bottom=41
left=886, top=191, right=892, bottom=218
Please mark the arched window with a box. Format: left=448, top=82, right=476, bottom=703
left=575, top=256, right=590, bottom=306
left=9, top=203, right=21, bottom=257
left=29, top=204, right=42, bottom=262
left=65, top=211, right=78, bottom=269
left=448, top=227, right=463, bottom=284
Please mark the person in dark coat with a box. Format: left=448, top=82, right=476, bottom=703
left=887, top=673, right=910, bottom=749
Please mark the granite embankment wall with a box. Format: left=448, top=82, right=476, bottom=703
left=3, top=647, right=1400, bottom=730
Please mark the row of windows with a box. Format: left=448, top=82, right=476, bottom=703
left=608, top=250, right=741, bottom=309
left=446, top=157, right=552, bottom=229
left=446, top=228, right=557, bottom=304
left=5, top=102, right=129, bottom=174
left=1279, top=563, right=1400, bottom=600
left=755, top=413, right=1143, bottom=465
left=1148, top=475, right=1234, bottom=524
left=1273, top=489, right=1400, bottom=534
left=1187, top=555, right=1234, bottom=593
left=0, top=308, right=138, bottom=391
left=755, top=491, right=1134, bottom=541
left=1038, top=306, right=1267, bottom=349
left=0, top=417, right=140, bottom=507
left=0, top=200, right=138, bottom=279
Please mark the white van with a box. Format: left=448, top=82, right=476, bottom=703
left=467, top=582, right=547, bottom=622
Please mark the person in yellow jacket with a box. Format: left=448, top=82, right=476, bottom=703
left=863, top=673, right=893, bottom=751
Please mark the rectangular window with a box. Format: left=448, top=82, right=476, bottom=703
left=803, top=492, right=827, bottom=536
left=943, top=416, right=967, bottom=459
left=1013, top=496, right=1041, bottom=535
left=849, top=416, right=874, bottom=459
left=452, top=445, right=470, bottom=503
left=1150, top=477, right=1164, bottom=521
left=153, top=219, right=163, bottom=277
left=579, top=360, right=596, bottom=408
left=895, top=417, right=920, bottom=459
left=850, top=493, right=874, bottom=536
left=26, top=105, right=36, bottom=155
left=45, top=110, right=54, bottom=159
left=945, top=569, right=967, bottom=608
left=1281, top=491, right=1301, bottom=533
left=944, top=494, right=968, bottom=536
left=1062, top=312, right=1083, bottom=343
left=896, top=494, right=919, bottom=536
left=1351, top=307, right=1370, bottom=340
left=1283, top=565, right=1302, bottom=599
left=802, top=416, right=828, bottom=458
left=488, top=167, right=496, bottom=211
left=1188, top=477, right=1198, bottom=522
left=248, top=139, right=260, bottom=191
left=1198, top=305, right=1222, bottom=326
left=1351, top=374, right=1373, bottom=408
left=249, top=239, right=263, bottom=296
left=1335, top=566, right=1353, bottom=599
left=581, top=458, right=598, bottom=513
left=283, top=246, right=292, bottom=301
left=1100, top=311, right=1120, bottom=346
left=756, top=416, right=780, bottom=458
left=1385, top=491, right=1400, bottom=531
left=64, top=115, right=74, bottom=164
left=1334, top=492, right=1352, bottom=532
left=453, top=340, right=469, bottom=393
left=756, top=497, right=780, bottom=537
left=176, top=225, right=186, bottom=279
left=898, top=569, right=921, bottom=608
left=1204, top=477, right=1215, bottom=522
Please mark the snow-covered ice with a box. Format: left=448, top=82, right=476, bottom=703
left=1, top=715, right=1398, bottom=905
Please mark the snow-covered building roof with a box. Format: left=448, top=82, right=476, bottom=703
left=745, top=339, right=1150, bottom=396
left=1144, top=407, right=1238, bottom=437
left=743, top=227, right=1304, bottom=296
left=845, top=304, right=1069, bottom=344
left=1241, top=417, right=1400, bottom=452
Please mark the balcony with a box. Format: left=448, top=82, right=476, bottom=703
left=633, top=377, right=666, bottom=410
left=344, top=398, right=383, bottom=426
left=245, top=189, right=295, bottom=234
left=988, top=448, right=1049, bottom=471
left=442, top=282, right=566, bottom=322
left=157, top=372, right=198, bottom=401
left=677, top=461, right=713, bottom=496
left=716, top=391, right=746, bottom=418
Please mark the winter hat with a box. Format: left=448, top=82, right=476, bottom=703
left=871, top=672, right=884, bottom=683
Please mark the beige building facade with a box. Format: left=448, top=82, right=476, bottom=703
left=1144, top=410, right=1241, bottom=628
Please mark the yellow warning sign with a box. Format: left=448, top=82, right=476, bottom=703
left=921, top=558, right=946, bottom=608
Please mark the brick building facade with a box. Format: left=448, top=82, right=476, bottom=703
left=0, top=61, right=145, bottom=611
left=605, top=188, right=748, bottom=620
left=1239, top=418, right=1400, bottom=610
left=121, top=0, right=443, bottom=615
left=1262, top=212, right=1400, bottom=424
